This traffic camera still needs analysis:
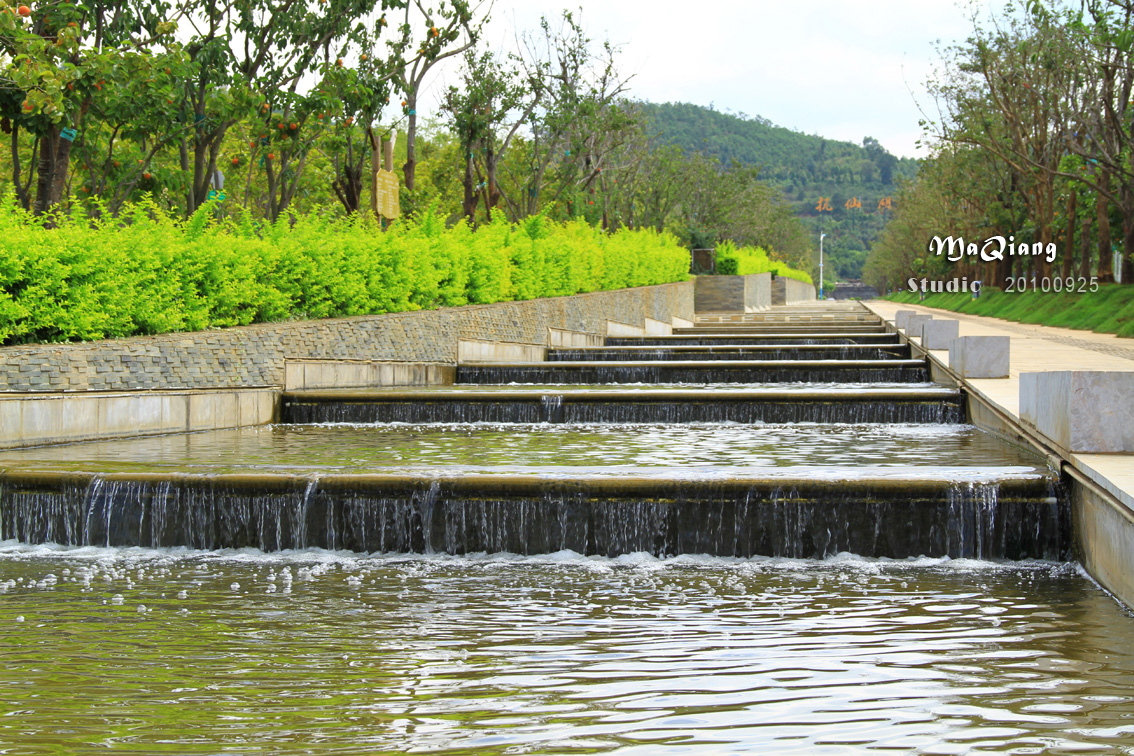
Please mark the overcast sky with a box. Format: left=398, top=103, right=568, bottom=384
left=418, top=0, right=1012, bottom=159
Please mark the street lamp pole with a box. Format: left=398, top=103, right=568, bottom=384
left=819, top=232, right=826, bottom=301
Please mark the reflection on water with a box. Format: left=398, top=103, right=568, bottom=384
left=1, top=548, right=1133, bottom=754
left=0, top=423, right=1044, bottom=476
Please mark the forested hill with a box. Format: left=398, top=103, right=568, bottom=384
left=640, top=101, right=919, bottom=281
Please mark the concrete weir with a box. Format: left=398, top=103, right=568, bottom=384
left=0, top=470, right=1064, bottom=560
left=607, top=333, right=902, bottom=346
left=456, top=359, right=930, bottom=384
left=546, top=345, right=912, bottom=361
left=281, top=387, right=965, bottom=425
left=865, top=300, right=1134, bottom=611
left=0, top=292, right=1071, bottom=563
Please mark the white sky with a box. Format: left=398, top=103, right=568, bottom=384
left=418, top=0, right=1013, bottom=159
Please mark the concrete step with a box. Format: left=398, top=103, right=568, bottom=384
left=606, top=334, right=902, bottom=347
left=548, top=344, right=911, bottom=361
left=455, top=359, right=930, bottom=384
left=0, top=468, right=1063, bottom=559
left=281, top=385, right=962, bottom=424
left=694, top=313, right=882, bottom=323
left=676, top=326, right=890, bottom=335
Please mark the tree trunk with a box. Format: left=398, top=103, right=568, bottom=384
left=1063, top=191, right=1075, bottom=279
left=33, top=126, right=60, bottom=216
left=1080, top=196, right=1093, bottom=279
left=462, top=152, right=477, bottom=221
left=48, top=135, right=74, bottom=209
left=486, top=143, right=500, bottom=211
left=1123, top=185, right=1134, bottom=283
left=403, top=92, right=417, bottom=192
left=995, top=255, right=1013, bottom=289
left=10, top=125, right=31, bottom=211
left=1097, top=177, right=1115, bottom=284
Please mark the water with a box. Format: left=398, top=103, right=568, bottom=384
left=1, top=424, right=1062, bottom=558
left=606, top=335, right=903, bottom=346
left=547, top=346, right=910, bottom=361
left=456, top=361, right=929, bottom=384
left=1, top=548, right=1133, bottom=755
left=0, top=303, right=1114, bottom=751
left=0, top=423, right=1042, bottom=476
left=281, top=386, right=963, bottom=424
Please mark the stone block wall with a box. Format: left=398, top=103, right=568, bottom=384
left=0, top=281, right=694, bottom=392
left=693, top=274, right=771, bottom=313
left=771, top=277, right=817, bottom=305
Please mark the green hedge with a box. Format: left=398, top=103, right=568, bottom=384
left=0, top=198, right=691, bottom=345
left=887, top=285, right=1134, bottom=338
left=714, top=241, right=813, bottom=284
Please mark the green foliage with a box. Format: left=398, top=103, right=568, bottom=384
left=887, top=285, right=1134, bottom=338
left=714, top=241, right=813, bottom=284
left=0, top=198, right=689, bottom=345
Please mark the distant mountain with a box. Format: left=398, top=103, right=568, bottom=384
left=640, top=101, right=920, bottom=280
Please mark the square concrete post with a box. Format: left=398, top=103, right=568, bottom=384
left=894, top=310, right=917, bottom=331
left=949, top=336, right=1009, bottom=378
left=907, top=314, right=933, bottom=340
left=922, top=319, right=960, bottom=350
left=1021, top=371, right=1134, bottom=452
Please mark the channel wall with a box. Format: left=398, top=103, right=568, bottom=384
left=1, top=280, right=696, bottom=448
left=864, top=301, right=1134, bottom=611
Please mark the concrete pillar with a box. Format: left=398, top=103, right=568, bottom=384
left=1021, top=371, right=1134, bottom=452
left=894, top=310, right=917, bottom=331
left=907, top=314, right=933, bottom=340
left=949, top=336, right=1009, bottom=378
left=922, top=319, right=959, bottom=350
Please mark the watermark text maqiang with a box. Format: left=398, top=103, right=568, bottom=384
left=929, top=235, right=1058, bottom=265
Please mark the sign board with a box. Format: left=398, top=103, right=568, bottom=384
left=375, top=169, right=400, bottom=219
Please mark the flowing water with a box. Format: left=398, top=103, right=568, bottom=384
left=0, top=423, right=1043, bottom=476
left=1, top=548, right=1134, bottom=755
left=1, top=304, right=1126, bottom=752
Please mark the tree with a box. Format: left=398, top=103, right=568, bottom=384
left=176, top=0, right=395, bottom=219
left=391, top=0, right=483, bottom=193
left=0, top=0, right=185, bottom=215
left=863, top=136, right=897, bottom=185
left=500, top=10, right=635, bottom=222
left=443, top=48, right=523, bottom=221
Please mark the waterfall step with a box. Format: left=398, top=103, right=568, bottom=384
left=678, top=325, right=889, bottom=335
left=456, top=360, right=929, bottom=384
left=694, top=315, right=883, bottom=324
left=547, top=345, right=911, bottom=361
left=281, top=386, right=962, bottom=424
left=0, top=470, right=1065, bottom=560
left=606, top=334, right=902, bottom=347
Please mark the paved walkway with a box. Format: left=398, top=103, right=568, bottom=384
left=863, top=299, right=1134, bottom=513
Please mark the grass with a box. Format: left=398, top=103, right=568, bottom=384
left=886, top=284, right=1134, bottom=338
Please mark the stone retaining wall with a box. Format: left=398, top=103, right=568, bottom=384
left=0, top=388, right=278, bottom=449
left=0, top=281, right=694, bottom=392
left=772, top=277, right=817, bottom=305
left=693, top=274, right=771, bottom=313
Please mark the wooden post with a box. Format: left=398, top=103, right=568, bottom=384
left=369, top=129, right=380, bottom=220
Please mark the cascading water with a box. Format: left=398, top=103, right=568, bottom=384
left=606, top=334, right=902, bottom=346
left=0, top=471, right=1067, bottom=559
left=546, top=346, right=910, bottom=361
left=0, top=302, right=1066, bottom=560
left=456, top=361, right=930, bottom=384
left=282, top=390, right=964, bottom=424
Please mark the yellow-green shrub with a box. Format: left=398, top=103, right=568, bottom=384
left=715, top=241, right=813, bottom=284
left=0, top=197, right=690, bottom=345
